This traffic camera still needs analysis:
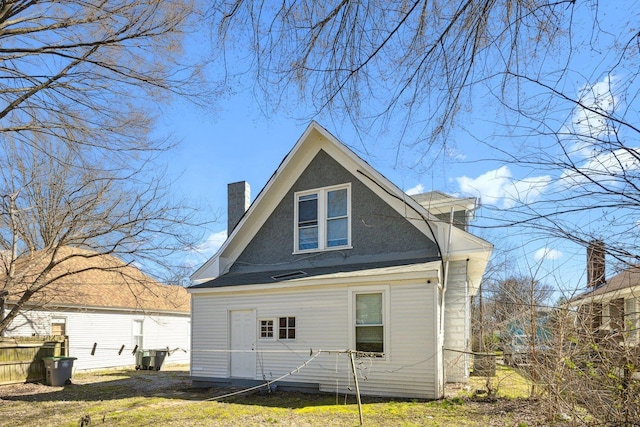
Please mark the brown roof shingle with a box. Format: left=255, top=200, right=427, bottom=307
left=573, top=265, right=640, bottom=301
left=6, top=247, right=189, bottom=314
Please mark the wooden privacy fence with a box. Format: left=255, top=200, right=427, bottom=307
left=0, top=336, right=68, bottom=385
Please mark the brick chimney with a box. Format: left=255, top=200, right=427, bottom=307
left=587, top=239, right=606, bottom=288
left=227, top=181, right=250, bottom=234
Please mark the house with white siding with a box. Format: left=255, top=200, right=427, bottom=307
left=3, top=247, right=191, bottom=371
left=188, top=122, right=492, bottom=399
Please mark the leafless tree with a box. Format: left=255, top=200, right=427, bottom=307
left=212, top=2, right=640, bottom=421
left=0, top=139, right=201, bottom=335
left=0, top=1, right=216, bottom=334
left=209, top=2, right=630, bottom=150
left=0, top=0, right=212, bottom=156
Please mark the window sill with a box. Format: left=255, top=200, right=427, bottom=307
left=293, top=245, right=352, bottom=256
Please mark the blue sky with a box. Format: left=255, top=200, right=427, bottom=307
left=156, top=88, right=593, bottom=299
left=151, top=2, right=638, bottom=299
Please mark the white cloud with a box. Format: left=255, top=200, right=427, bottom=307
left=534, top=247, right=563, bottom=262
left=456, top=166, right=552, bottom=209
left=405, top=183, right=425, bottom=195
left=567, top=75, right=619, bottom=158
left=559, top=147, right=640, bottom=187
left=575, top=76, right=616, bottom=135
left=197, top=230, right=227, bottom=257
left=184, top=230, right=227, bottom=268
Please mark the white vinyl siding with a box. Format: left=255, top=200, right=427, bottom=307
left=6, top=308, right=190, bottom=371
left=294, top=184, right=351, bottom=253
left=443, top=260, right=470, bottom=383
left=190, top=280, right=439, bottom=399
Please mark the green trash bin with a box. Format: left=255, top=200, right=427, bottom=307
left=42, top=356, right=77, bottom=386
left=148, top=349, right=167, bottom=371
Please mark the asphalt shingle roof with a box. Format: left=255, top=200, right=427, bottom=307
left=190, top=257, right=440, bottom=289
left=5, top=247, right=189, bottom=313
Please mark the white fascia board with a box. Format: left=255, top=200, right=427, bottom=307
left=190, top=123, right=321, bottom=281
left=191, top=257, right=223, bottom=284
left=417, top=197, right=477, bottom=215
left=8, top=302, right=190, bottom=317
left=209, top=124, right=325, bottom=276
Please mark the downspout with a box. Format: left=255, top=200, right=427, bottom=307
left=440, top=208, right=454, bottom=386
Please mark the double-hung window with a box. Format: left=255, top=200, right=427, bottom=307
left=133, top=319, right=144, bottom=351
left=349, top=286, right=389, bottom=358
left=295, top=184, right=350, bottom=252
left=355, top=293, right=384, bottom=354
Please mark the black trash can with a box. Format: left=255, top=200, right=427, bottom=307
left=148, top=349, right=167, bottom=371
left=42, top=356, right=77, bottom=386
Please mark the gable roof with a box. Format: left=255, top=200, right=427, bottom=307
left=572, top=265, right=640, bottom=302
left=190, top=122, right=492, bottom=289
left=6, top=247, right=190, bottom=314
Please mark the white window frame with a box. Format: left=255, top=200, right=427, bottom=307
left=293, top=183, right=352, bottom=254
left=133, top=319, right=144, bottom=350
left=348, top=285, right=390, bottom=361
left=278, top=316, right=297, bottom=340
left=258, top=318, right=276, bottom=340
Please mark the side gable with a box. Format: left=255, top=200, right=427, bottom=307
left=230, top=149, right=438, bottom=274
left=191, top=122, right=492, bottom=286
left=571, top=266, right=640, bottom=303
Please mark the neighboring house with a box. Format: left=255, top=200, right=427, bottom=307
left=188, top=122, right=492, bottom=399
left=3, top=247, right=191, bottom=371
left=569, top=241, right=640, bottom=344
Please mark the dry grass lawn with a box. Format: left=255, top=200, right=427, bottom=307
left=0, top=364, right=572, bottom=426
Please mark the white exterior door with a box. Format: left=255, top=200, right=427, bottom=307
left=230, top=310, right=256, bottom=378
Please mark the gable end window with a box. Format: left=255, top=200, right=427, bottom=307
left=295, top=184, right=351, bottom=252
